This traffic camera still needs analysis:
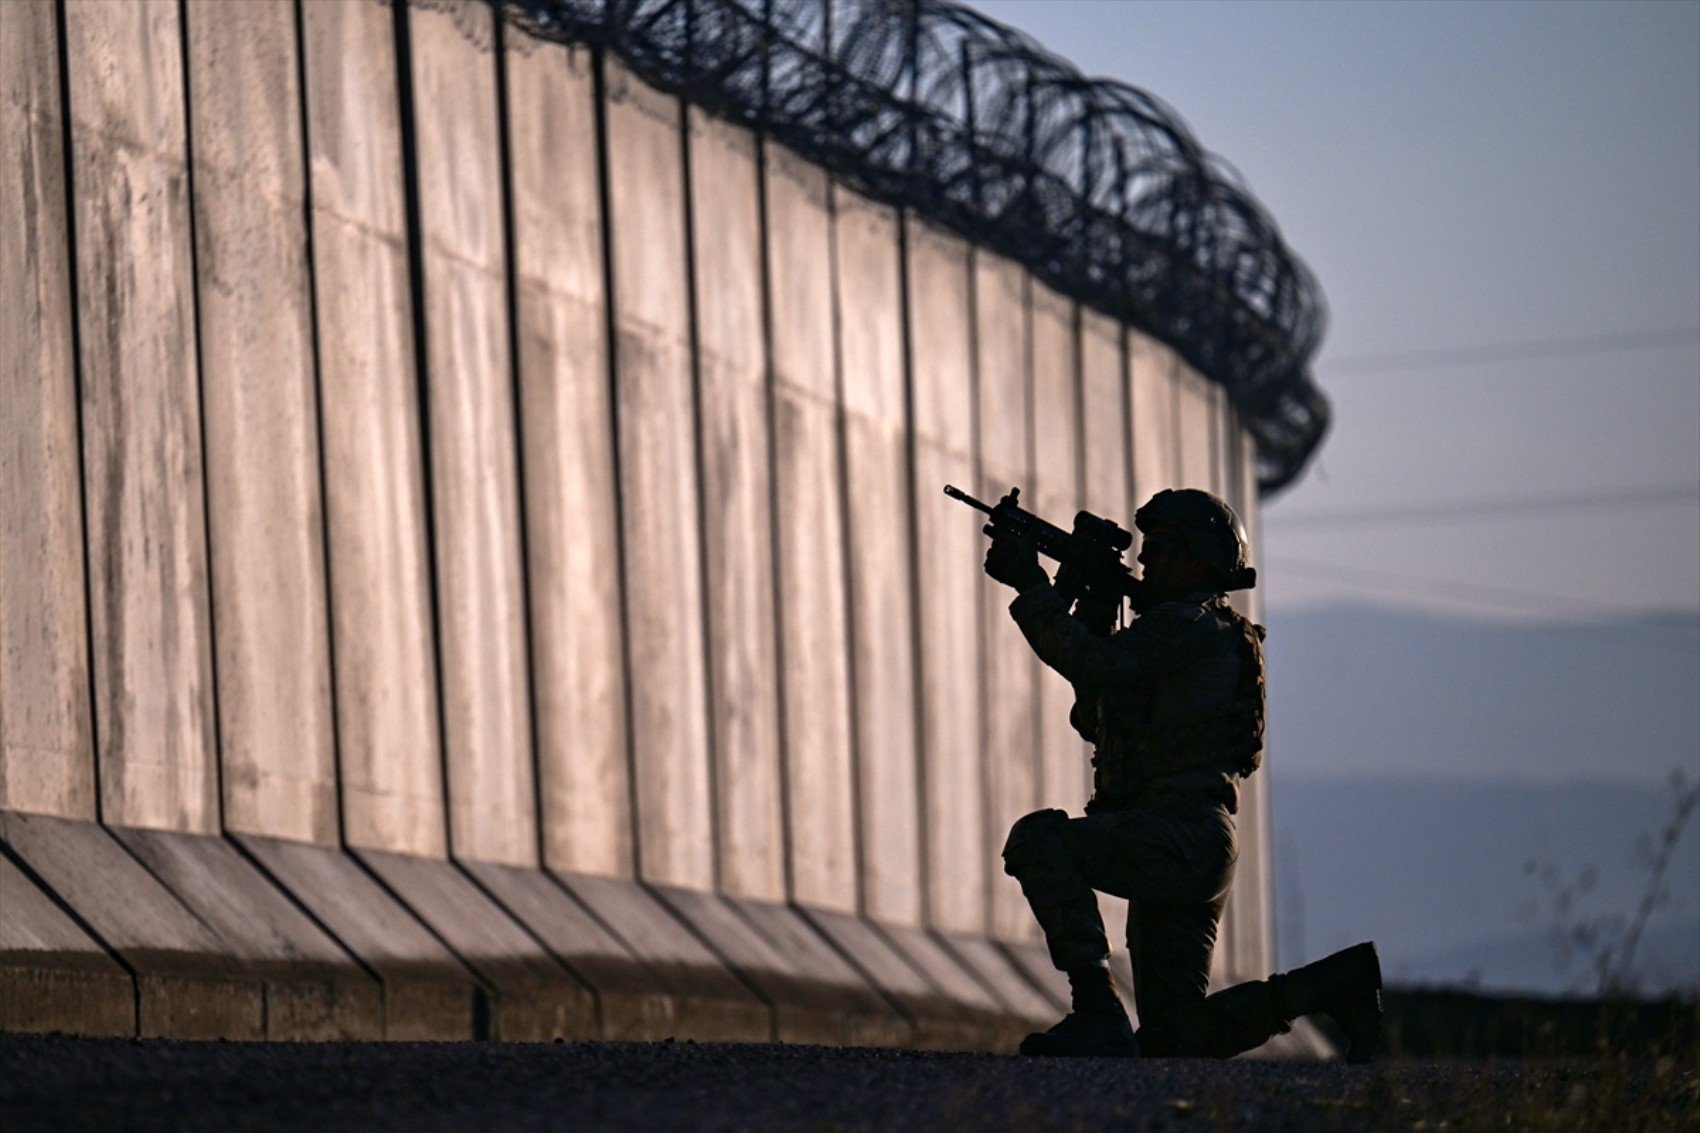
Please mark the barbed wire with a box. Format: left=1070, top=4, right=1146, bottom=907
left=506, top=0, right=1331, bottom=493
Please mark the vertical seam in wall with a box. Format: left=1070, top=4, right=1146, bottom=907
left=590, top=49, right=643, bottom=881
left=55, top=0, right=103, bottom=828
left=817, top=0, right=863, bottom=926
left=1023, top=275, right=1041, bottom=819
left=1071, top=303, right=1088, bottom=804
left=755, top=135, right=795, bottom=904
left=825, top=181, right=867, bottom=920
left=292, top=0, right=348, bottom=848
left=1071, top=304, right=1086, bottom=510
left=391, top=0, right=454, bottom=859
left=490, top=5, right=547, bottom=872
left=177, top=0, right=226, bottom=836
left=1120, top=326, right=1136, bottom=523
left=678, top=102, right=725, bottom=896
left=896, top=212, right=929, bottom=927
left=964, top=248, right=992, bottom=936
left=1170, top=359, right=1183, bottom=486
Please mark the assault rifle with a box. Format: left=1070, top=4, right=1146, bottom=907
left=944, top=484, right=1147, bottom=618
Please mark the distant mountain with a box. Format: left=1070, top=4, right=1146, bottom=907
left=1261, top=604, right=1700, bottom=784
left=1270, top=773, right=1699, bottom=996
left=1398, top=918, right=1700, bottom=996
left=1257, top=604, right=1699, bottom=996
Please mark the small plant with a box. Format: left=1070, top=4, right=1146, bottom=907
left=1524, top=766, right=1699, bottom=997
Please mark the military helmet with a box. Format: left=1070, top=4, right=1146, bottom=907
left=1134, top=488, right=1255, bottom=589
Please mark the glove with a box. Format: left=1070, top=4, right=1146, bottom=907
left=1072, top=588, right=1122, bottom=636
left=984, top=532, right=1048, bottom=592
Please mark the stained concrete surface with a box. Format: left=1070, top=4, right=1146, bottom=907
left=603, top=57, right=715, bottom=892
left=408, top=0, right=538, bottom=869
left=66, top=0, right=219, bottom=836
left=686, top=106, right=786, bottom=905
left=300, top=0, right=445, bottom=860
left=0, top=0, right=95, bottom=822
left=183, top=0, right=338, bottom=848
left=831, top=190, right=924, bottom=931
left=16, top=1036, right=1686, bottom=1133
left=765, top=145, right=859, bottom=917
left=1028, top=283, right=1092, bottom=820
left=906, top=221, right=986, bottom=937
left=971, top=251, right=1042, bottom=947
left=503, top=30, right=632, bottom=880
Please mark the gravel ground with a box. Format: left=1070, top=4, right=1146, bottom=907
left=3, top=1035, right=1695, bottom=1132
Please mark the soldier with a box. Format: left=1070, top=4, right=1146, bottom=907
left=984, top=487, right=1383, bottom=1061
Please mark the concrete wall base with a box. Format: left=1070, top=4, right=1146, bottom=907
left=1, top=812, right=264, bottom=1039
left=0, top=853, right=134, bottom=1037
left=3, top=810, right=1329, bottom=1056
left=236, top=835, right=480, bottom=1041
left=351, top=849, right=595, bottom=1042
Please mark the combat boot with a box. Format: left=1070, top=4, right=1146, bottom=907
left=1272, top=941, right=1383, bottom=1063
left=1018, top=963, right=1139, bottom=1058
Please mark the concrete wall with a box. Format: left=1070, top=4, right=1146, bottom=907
left=1, top=0, right=1278, bottom=1047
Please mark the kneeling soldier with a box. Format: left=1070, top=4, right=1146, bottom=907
left=985, top=488, right=1382, bottom=1061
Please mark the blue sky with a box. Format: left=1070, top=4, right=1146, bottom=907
left=974, top=0, right=1700, bottom=622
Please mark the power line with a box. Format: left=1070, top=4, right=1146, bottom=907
left=1266, top=483, right=1700, bottom=530
left=1264, top=555, right=1700, bottom=631
left=1323, top=327, right=1700, bottom=375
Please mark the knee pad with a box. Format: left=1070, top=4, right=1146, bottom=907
left=1001, top=808, right=1070, bottom=874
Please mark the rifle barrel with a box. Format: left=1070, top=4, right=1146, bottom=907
left=942, top=484, right=995, bottom=516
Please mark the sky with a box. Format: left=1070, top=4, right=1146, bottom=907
left=973, top=0, right=1700, bottom=624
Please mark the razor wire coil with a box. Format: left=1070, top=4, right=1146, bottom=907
left=505, top=0, right=1330, bottom=493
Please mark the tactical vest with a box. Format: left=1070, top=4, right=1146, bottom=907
left=1088, top=595, right=1266, bottom=811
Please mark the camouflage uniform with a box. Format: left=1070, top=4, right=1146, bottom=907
left=1001, top=581, right=1290, bottom=1057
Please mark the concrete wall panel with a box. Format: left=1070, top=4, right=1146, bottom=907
left=970, top=252, right=1038, bottom=941
left=65, top=0, right=217, bottom=833
left=408, top=1, right=535, bottom=866
left=603, top=59, right=713, bottom=890
left=301, top=0, right=444, bottom=857
left=1079, top=312, right=1130, bottom=528
left=687, top=109, right=783, bottom=901
left=1029, top=285, right=1088, bottom=815
left=504, top=32, right=631, bottom=878
left=183, top=0, right=336, bottom=845
left=1078, top=310, right=1132, bottom=953
left=766, top=147, right=856, bottom=913
left=833, top=190, right=921, bottom=926
left=1128, top=334, right=1182, bottom=504
left=0, top=0, right=95, bottom=820
left=11, top=4, right=1280, bottom=1041
left=1174, top=362, right=1216, bottom=492
left=1226, top=416, right=1272, bottom=978
left=906, top=220, right=984, bottom=934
